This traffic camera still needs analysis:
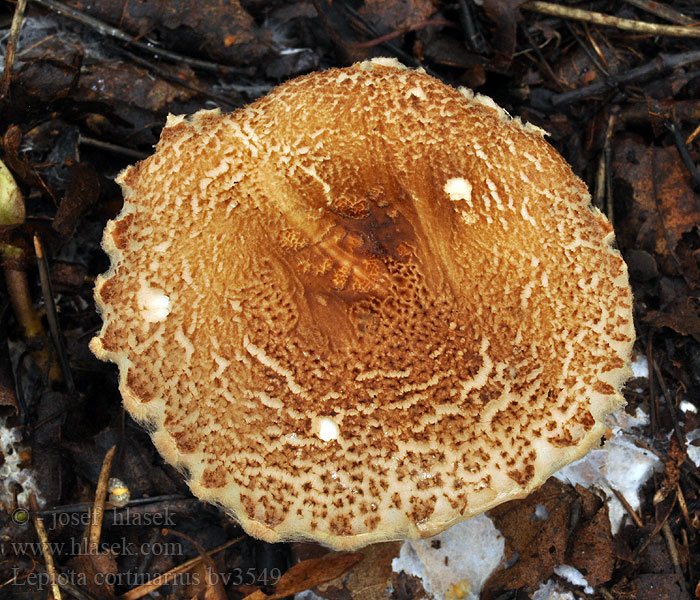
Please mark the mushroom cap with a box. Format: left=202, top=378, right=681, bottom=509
left=91, top=59, right=634, bottom=550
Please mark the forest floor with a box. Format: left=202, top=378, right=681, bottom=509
left=1, top=1, right=699, bottom=599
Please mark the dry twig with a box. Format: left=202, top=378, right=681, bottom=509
left=565, top=22, right=609, bottom=76
left=337, top=2, right=440, bottom=78
left=119, top=537, right=242, bottom=600
left=108, top=44, right=248, bottom=107
left=78, top=135, right=148, bottom=161
left=1, top=0, right=28, bottom=97
left=161, top=528, right=226, bottom=600
left=677, top=485, right=693, bottom=534
left=29, top=494, right=62, bottom=600
left=687, top=122, right=700, bottom=145
left=551, top=50, right=700, bottom=107
left=647, top=336, right=658, bottom=436
left=666, top=120, right=700, bottom=191
left=353, top=18, right=454, bottom=49
left=457, top=0, right=489, bottom=53
left=662, top=521, right=687, bottom=593
left=622, top=0, right=694, bottom=26
left=651, top=357, right=685, bottom=449
left=31, top=0, right=250, bottom=74
left=522, top=1, right=700, bottom=38
left=34, top=235, right=75, bottom=392
left=610, top=486, right=644, bottom=528
left=88, top=445, right=116, bottom=554
left=594, top=111, right=616, bottom=224
left=3, top=266, right=43, bottom=340
left=521, top=23, right=567, bottom=90
left=635, top=498, right=677, bottom=557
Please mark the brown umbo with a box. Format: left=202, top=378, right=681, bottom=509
left=91, top=58, right=634, bottom=550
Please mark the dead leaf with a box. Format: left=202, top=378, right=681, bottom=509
left=75, top=61, right=197, bottom=114
left=553, top=35, right=624, bottom=91
left=481, top=0, right=526, bottom=69
left=31, top=391, right=69, bottom=506
left=244, top=552, right=364, bottom=600
left=53, top=162, right=101, bottom=238
left=12, top=54, right=82, bottom=109
left=484, top=480, right=574, bottom=592
left=67, top=551, right=118, bottom=599
left=574, top=484, right=604, bottom=519
left=316, top=542, right=402, bottom=600
left=613, top=136, right=700, bottom=263
left=645, top=297, right=700, bottom=343
left=2, top=126, right=52, bottom=197
left=567, top=507, right=615, bottom=587
left=49, top=261, right=89, bottom=294
left=625, top=249, right=659, bottom=282
left=420, top=36, right=485, bottom=70
left=64, top=0, right=268, bottom=66
left=390, top=570, right=429, bottom=600
left=632, top=573, right=688, bottom=600
left=654, top=437, right=685, bottom=504
left=0, top=335, right=18, bottom=416
left=358, top=0, right=435, bottom=33
left=161, top=528, right=227, bottom=600
left=639, top=536, right=676, bottom=575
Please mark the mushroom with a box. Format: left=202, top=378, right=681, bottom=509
left=90, top=58, right=634, bottom=550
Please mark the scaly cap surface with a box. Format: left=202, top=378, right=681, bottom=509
left=91, top=59, right=634, bottom=549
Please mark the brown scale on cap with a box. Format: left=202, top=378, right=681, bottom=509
left=91, top=58, right=634, bottom=549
